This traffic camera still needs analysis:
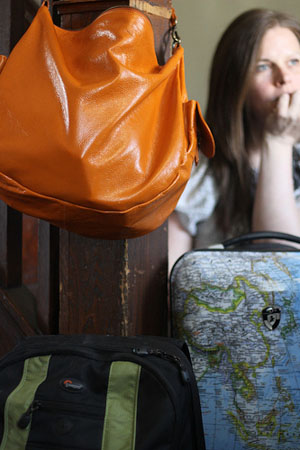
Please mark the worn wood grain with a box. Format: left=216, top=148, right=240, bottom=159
left=59, top=230, right=125, bottom=335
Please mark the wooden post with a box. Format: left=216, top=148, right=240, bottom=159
left=51, top=0, right=172, bottom=336
left=59, top=224, right=168, bottom=336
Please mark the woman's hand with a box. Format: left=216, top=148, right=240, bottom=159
left=265, top=91, right=300, bottom=145
left=252, top=91, right=300, bottom=240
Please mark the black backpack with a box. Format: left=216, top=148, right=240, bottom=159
left=0, top=334, right=205, bottom=450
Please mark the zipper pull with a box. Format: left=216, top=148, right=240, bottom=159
left=174, top=358, right=190, bottom=384
left=132, top=347, right=190, bottom=384
left=132, top=347, right=149, bottom=356
left=150, top=350, right=191, bottom=384
left=18, top=400, right=41, bottom=429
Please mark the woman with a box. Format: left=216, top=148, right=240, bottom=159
left=169, top=8, right=300, bottom=267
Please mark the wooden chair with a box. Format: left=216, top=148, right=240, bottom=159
left=0, top=0, right=173, bottom=357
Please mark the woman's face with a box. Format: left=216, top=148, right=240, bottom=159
left=246, top=26, right=300, bottom=121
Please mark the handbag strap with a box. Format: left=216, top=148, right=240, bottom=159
left=223, top=231, right=300, bottom=248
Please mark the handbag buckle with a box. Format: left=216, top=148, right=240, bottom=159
left=171, top=9, right=181, bottom=49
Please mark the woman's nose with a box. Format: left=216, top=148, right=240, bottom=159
left=274, top=66, right=291, bottom=86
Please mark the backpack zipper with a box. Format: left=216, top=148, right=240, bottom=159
left=17, top=399, right=103, bottom=430
left=18, top=401, right=41, bottom=429
left=130, top=347, right=201, bottom=450
left=132, top=347, right=190, bottom=383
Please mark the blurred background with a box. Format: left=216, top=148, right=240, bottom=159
left=172, top=0, right=300, bottom=112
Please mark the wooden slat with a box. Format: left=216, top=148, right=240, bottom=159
left=53, top=0, right=128, bottom=15
left=0, top=0, right=11, bottom=56
left=0, top=201, right=22, bottom=288
left=0, top=0, right=25, bottom=289
left=0, top=0, right=25, bottom=56
left=0, top=288, right=36, bottom=357
left=53, top=0, right=171, bottom=18
left=22, top=215, right=38, bottom=289
left=37, top=221, right=59, bottom=334
left=24, top=0, right=40, bottom=29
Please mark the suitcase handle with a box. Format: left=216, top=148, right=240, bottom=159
left=223, top=231, right=300, bottom=249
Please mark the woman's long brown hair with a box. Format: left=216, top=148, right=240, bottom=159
left=205, top=9, right=300, bottom=234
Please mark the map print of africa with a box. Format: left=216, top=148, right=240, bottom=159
left=172, top=250, right=300, bottom=450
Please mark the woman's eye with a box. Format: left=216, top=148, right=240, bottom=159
left=256, top=63, right=270, bottom=72
left=288, top=58, right=300, bottom=67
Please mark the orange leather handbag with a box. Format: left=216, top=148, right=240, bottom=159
left=0, top=2, right=214, bottom=239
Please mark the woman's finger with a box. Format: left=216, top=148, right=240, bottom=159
left=276, top=93, right=290, bottom=117
left=288, top=90, right=300, bottom=119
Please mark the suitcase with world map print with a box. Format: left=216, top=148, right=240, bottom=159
left=170, top=231, right=300, bottom=450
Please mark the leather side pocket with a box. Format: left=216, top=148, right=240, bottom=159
left=183, top=100, right=200, bottom=165
left=184, top=100, right=215, bottom=163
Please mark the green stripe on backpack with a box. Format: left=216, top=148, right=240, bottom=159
left=0, top=355, right=50, bottom=450
left=102, top=361, right=141, bottom=450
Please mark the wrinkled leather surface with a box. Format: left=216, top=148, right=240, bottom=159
left=0, top=2, right=214, bottom=239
